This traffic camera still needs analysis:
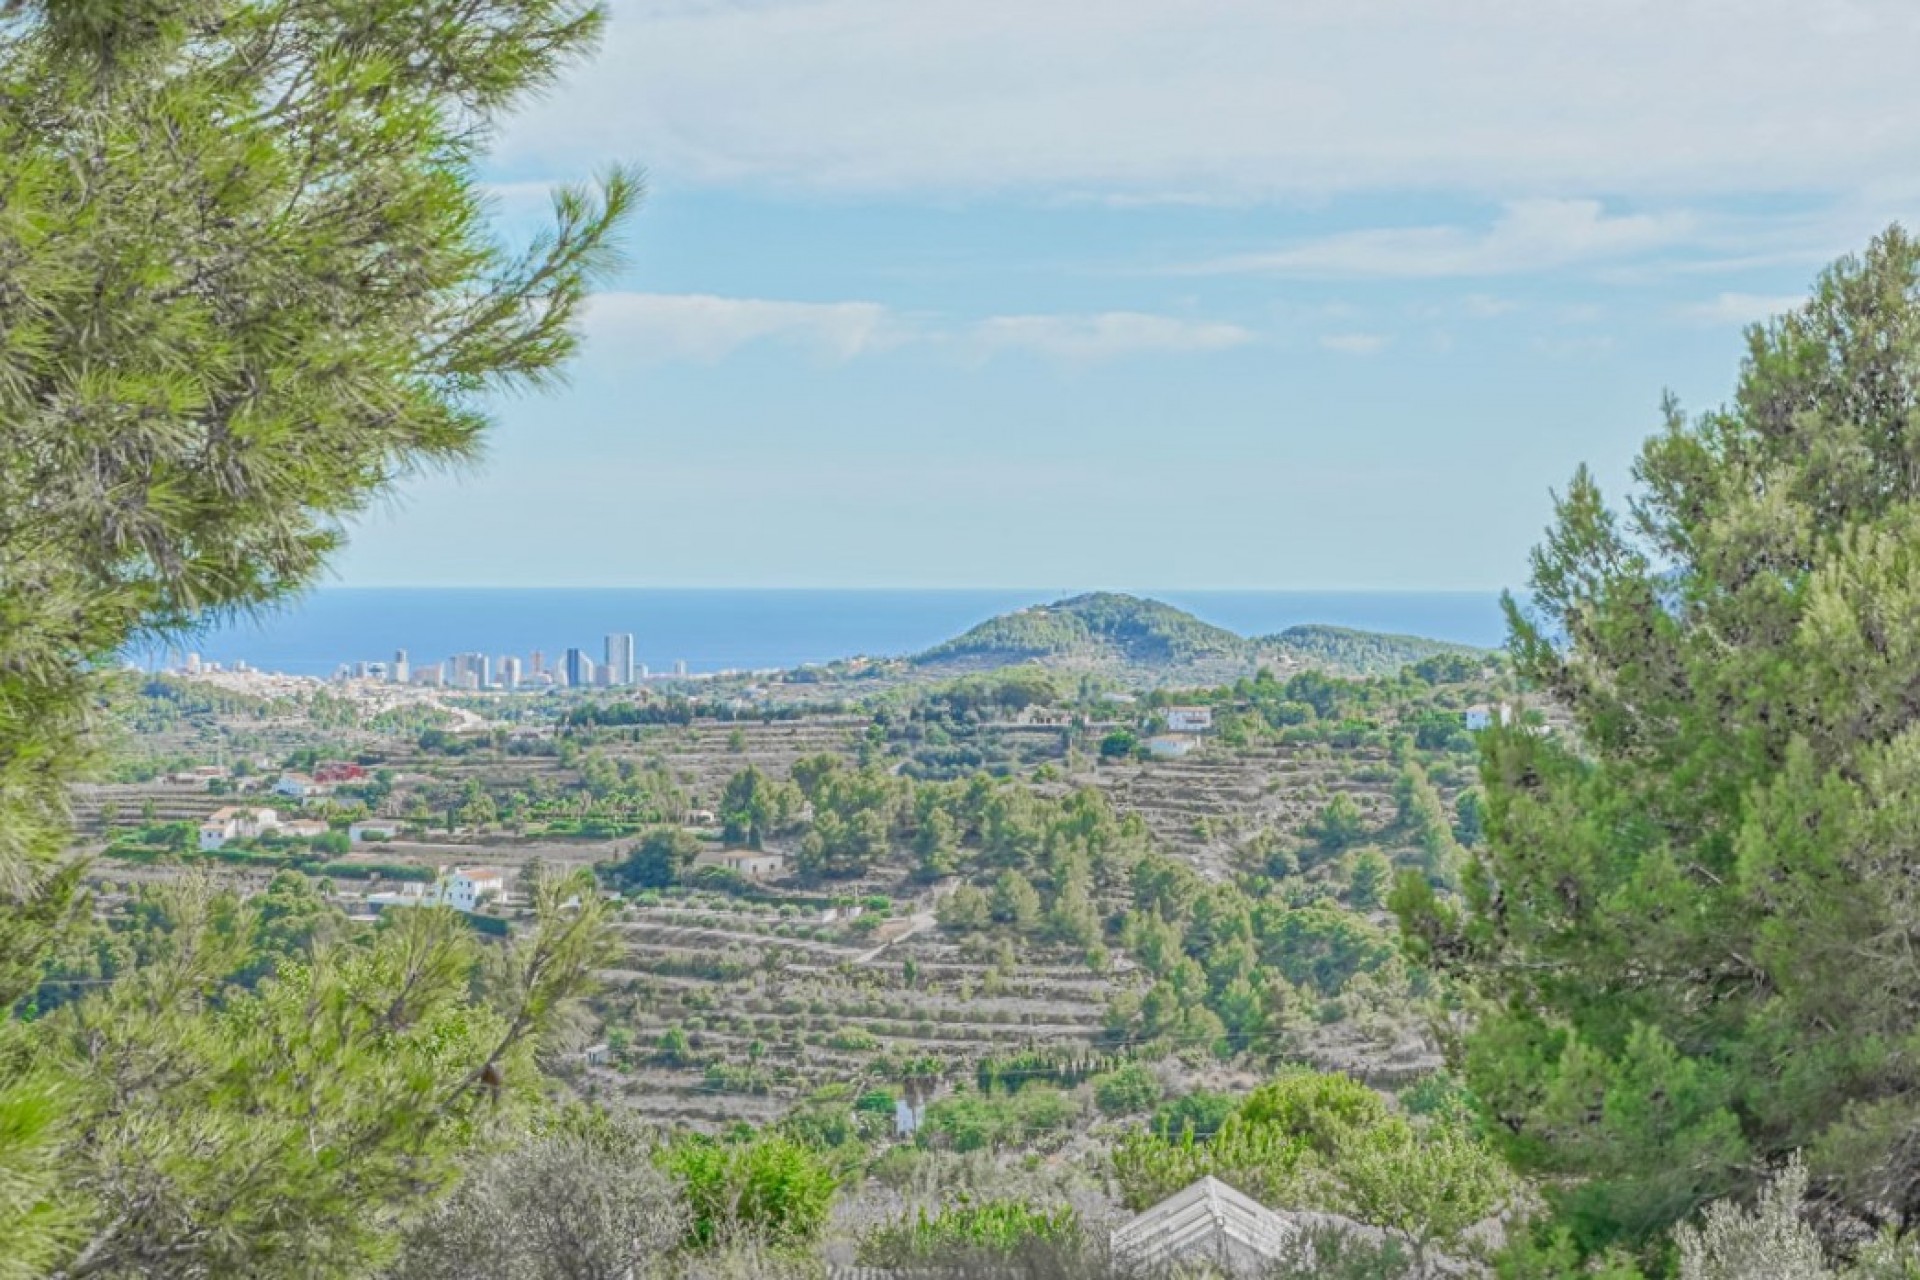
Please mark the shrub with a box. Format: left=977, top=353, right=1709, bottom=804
left=1151, top=1090, right=1239, bottom=1143
left=657, top=1132, right=838, bottom=1250
left=859, top=1199, right=1081, bottom=1266
left=1092, top=1063, right=1163, bottom=1116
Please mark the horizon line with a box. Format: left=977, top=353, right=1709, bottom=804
left=314, top=583, right=1513, bottom=594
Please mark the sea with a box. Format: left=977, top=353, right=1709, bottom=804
left=134, top=589, right=1511, bottom=678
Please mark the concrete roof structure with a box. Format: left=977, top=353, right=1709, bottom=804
left=1110, top=1176, right=1298, bottom=1277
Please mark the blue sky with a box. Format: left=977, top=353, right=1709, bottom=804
left=333, top=0, right=1920, bottom=590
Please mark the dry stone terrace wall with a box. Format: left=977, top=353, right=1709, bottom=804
left=589, top=897, right=1128, bottom=1131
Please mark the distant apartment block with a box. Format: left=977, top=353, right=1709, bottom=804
left=605, top=632, right=636, bottom=686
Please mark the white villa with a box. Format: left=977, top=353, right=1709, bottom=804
left=349, top=821, right=401, bottom=843
left=198, top=806, right=280, bottom=851
left=366, top=866, right=508, bottom=915
left=1164, top=705, right=1215, bottom=734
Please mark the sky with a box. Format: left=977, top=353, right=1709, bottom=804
left=332, top=0, right=1920, bottom=591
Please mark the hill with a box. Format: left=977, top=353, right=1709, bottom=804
left=912, top=592, right=1251, bottom=672
left=1259, top=624, right=1493, bottom=678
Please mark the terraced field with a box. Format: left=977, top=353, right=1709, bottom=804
left=81, top=678, right=1482, bottom=1133
left=585, top=892, right=1127, bottom=1131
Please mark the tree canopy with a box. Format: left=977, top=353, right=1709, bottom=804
left=0, top=0, right=634, bottom=979
left=1401, top=227, right=1920, bottom=1258
left=0, top=2, right=632, bottom=1272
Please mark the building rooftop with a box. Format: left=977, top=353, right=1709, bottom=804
left=1110, top=1177, right=1298, bottom=1277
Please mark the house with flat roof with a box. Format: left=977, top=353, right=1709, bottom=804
left=1165, top=706, right=1215, bottom=734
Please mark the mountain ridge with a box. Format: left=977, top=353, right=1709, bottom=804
left=912, top=592, right=1492, bottom=679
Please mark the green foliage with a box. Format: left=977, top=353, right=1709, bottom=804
left=920, top=1087, right=1079, bottom=1153
left=1346, top=849, right=1393, bottom=909
left=604, top=826, right=704, bottom=890
left=391, top=1115, right=686, bottom=1280
left=1407, top=229, right=1920, bottom=1257
left=989, top=870, right=1042, bottom=929
left=0, top=4, right=631, bottom=1266
left=657, top=1130, right=838, bottom=1250
left=719, top=766, right=803, bottom=849
left=859, top=1198, right=1081, bottom=1266
left=16, top=869, right=614, bottom=1276
left=1309, top=793, right=1368, bottom=853
left=916, top=592, right=1250, bottom=668
left=1151, top=1090, right=1240, bottom=1143
left=1092, top=1063, right=1164, bottom=1116
left=1112, top=1070, right=1513, bottom=1249
left=1264, top=626, right=1490, bottom=678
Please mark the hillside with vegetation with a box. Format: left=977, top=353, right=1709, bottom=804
left=1259, top=625, right=1492, bottom=679
left=910, top=592, right=1491, bottom=686
left=8, top=0, right=1920, bottom=1273
left=912, top=592, right=1253, bottom=672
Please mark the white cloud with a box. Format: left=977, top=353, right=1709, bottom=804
left=582, top=294, right=1251, bottom=363
left=1677, top=292, right=1806, bottom=326
left=1193, top=200, right=1698, bottom=279
left=1320, top=332, right=1390, bottom=356
left=1461, top=294, right=1520, bottom=319
left=583, top=292, right=899, bottom=362
left=967, top=312, right=1253, bottom=361
left=496, top=1, right=1920, bottom=201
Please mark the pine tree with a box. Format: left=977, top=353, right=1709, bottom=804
left=0, top=3, right=632, bottom=1272
left=1400, top=228, right=1920, bottom=1257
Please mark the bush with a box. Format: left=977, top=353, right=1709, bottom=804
left=1093, top=1063, right=1163, bottom=1116
left=921, top=1087, right=1079, bottom=1154
left=1151, top=1090, right=1239, bottom=1143
left=859, top=1199, right=1081, bottom=1265
left=656, top=1132, right=838, bottom=1250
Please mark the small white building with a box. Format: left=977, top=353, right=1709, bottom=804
left=1464, top=702, right=1517, bottom=732
left=198, top=806, right=281, bottom=851
left=273, top=773, right=333, bottom=801
left=279, top=818, right=331, bottom=840
left=366, top=865, right=508, bottom=915
left=694, top=849, right=786, bottom=880
left=1143, top=734, right=1200, bottom=760
left=1165, top=706, right=1215, bottom=734
left=441, top=866, right=508, bottom=912
left=349, top=821, right=400, bottom=843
